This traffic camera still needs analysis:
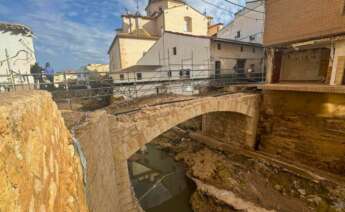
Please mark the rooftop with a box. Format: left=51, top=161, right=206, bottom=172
left=0, top=22, right=33, bottom=36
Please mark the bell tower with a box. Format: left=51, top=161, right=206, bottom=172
left=146, top=0, right=185, bottom=16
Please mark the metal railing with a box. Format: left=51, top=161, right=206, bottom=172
left=0, top=68, right=266, bottom=100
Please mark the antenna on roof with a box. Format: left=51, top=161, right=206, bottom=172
left=135, top=0, right=140, bottom=15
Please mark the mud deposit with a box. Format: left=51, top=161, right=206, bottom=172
left=151, top=128, right=345, bottom=212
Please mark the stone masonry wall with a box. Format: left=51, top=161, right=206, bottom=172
left=259, top=91, right=345, bottom=176
left=202, top=112, right=253, bottom=148
left=110, top=93, right=261, bottom=160
left=0, top=91, right=88, bottom=211
left=76, top=111, right=143, bottom=212
left=75, top=111, right=121, bottom=212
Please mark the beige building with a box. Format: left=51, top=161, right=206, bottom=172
left=84, top=64, right=109, bottom=77
left=53, top=71, right=79, bottom=88
left=108, top=0, right=213, bottom=74
left=208, top=23, right=224, bottom=37
left=108, top=0, right=264, bottom=86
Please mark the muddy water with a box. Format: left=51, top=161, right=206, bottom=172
left=128, top=144, right=195, bottom=212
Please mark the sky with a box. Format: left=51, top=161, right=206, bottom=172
left=0, top=0, right=244, bottom=71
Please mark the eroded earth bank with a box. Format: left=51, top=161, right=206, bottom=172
left=148, top=126, right=345, bottom=212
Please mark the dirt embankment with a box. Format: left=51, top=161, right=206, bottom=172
left=152, top=128, right=345, bottom=212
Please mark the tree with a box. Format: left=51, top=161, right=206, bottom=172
left=30, top=63, right=43, bottom=82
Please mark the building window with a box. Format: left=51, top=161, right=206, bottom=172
left=240, top=46, right=244, bottom=52
left=236, top=31, right=241, bottom=38
left=120, top=74, right=124, bottom=80
left=185, top=70, right=190, bottom=78
left=252, top=47, right=256, bottom=53
left=168, top=70, right=172, bottom=78
left=217, top=43, right=222, bottom=50
left=173, top=47, right=177, bottom=55
left=184, top=17, right=192, bottom=32
left=179, top=69, right=191, bottom=79
left=136, top=73, right=142, bottom=80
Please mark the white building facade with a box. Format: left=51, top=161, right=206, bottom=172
left=211, top=38, right=264, bottom=77
left=0, top=23, right=36, bottom=89
left=217, top=0, right=265, bottom=44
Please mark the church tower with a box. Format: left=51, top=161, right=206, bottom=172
left=146, top=0, right=185, bottom=16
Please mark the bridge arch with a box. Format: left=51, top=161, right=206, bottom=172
left=77, top=93, right=261, bottom=212
left=110, top=93, right=260, bottom=160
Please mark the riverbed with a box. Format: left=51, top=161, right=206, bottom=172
left=129, top=144, right=195, bottom=212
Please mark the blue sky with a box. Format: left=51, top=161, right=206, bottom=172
left=0, top=0, right=243, bottom=71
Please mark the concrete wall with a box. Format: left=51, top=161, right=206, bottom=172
left=259, top=91, right=345, bottom=175
left=218, top=2, right=264, bottom=44
left=280, top=48, right=329, bottom=82
left=264, top=0, right=345, bottom=46
left=0, top=91, right=88, bottom=211
left=0, top=30, right=36, bottom=84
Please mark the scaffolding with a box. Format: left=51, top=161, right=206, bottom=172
left=0, top=58, right=266, bottom=102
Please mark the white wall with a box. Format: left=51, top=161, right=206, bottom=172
left=217, top=1, right=265, bottom=44
left=0, top=30, right=36, bottom=85
left=210, top=40, right=264, bottom=75
left=137, top=32, right=211, bottom=80
left=331, top=39, right=345, bottom=85
left=112, top=32, right=211, bottom=83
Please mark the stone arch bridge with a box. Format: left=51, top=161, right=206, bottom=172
left=77, top=93, right=261, bottom=212
left=110, top=93, right=260, bottom=160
